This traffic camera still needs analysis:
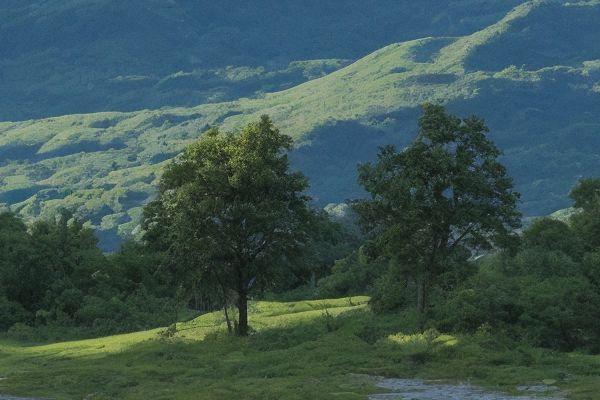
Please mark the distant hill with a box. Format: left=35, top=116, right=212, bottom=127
left=1, top=0, right=599, bottom=249
left=0, top=0, right=521, bottom=121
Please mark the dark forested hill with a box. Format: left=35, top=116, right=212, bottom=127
left=0, top=0, right=521, bottom=121
left=1, top=0, right=599, bottom=249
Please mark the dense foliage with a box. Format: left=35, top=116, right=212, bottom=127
left=0, top=211, right=177, bottom=339
left=353, top=104, right=521, bottom=313
left=0, top=207, right=353, bottom=340
left=318, top=109, right=600, bottom=353
left=432, top=195, right=600, bottom=352
left=322, top=173, right=600, bottom=352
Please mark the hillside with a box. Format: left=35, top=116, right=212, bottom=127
left=1, top=0, right=600, bottom=248
left=0, top=297, right=599, bottom=399
left=0, top=0, right=522, bottom=122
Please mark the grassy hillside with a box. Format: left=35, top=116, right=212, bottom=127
left=1, top=0, right=600, bottom=248
left=0, top=296, right=598, bottom=399
left=0, top=0, right=522, bottom=122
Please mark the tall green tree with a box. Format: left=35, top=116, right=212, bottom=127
left=354, top=104, right=521, bottom=313
left=144, top=116, right=312, bottom=335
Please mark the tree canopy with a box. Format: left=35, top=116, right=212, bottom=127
left=144, top=116, right=313, bottom=335
left=354, top=104, right=521, bottom=313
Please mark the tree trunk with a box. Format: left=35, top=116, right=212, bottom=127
left=223, top=302, right=232, bottom=334
left=416, top=277, right=425, bottom=315
left=193, top=286, right=199, bottom=310
left=221, top=284, right=232, bottom=333
left=236, top=292, right=249, bottom=336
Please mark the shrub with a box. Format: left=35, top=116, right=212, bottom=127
left=6, top=323, right=36, bottom=342
left=519, top=276, right=600, bottom=351
left=379, top=329, right=458, bottom=365
left=318, top=250, right=386, bottom=298
left=369, top=270, right=411, bottom=313
left=431, top=255, right=600, bottom=352
left=0, top=297, right=32, bottom=330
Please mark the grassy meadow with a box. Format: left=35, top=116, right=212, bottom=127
left=0, top=297, right=599, bottom=400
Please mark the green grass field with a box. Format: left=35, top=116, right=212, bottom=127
left=0, top=297, right=599, bottom=399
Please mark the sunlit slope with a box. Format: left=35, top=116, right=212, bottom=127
left=465, top=0, right=600, bottom=71
left=0, top=0, right=522, bottom=121
left=0, top=37, right=477, bottom=248
left=1, top=0, right=600, bottom=248
left=0, top=297, right=371, bottom=399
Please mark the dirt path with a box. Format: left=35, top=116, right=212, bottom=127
left=368, top=377, right=564, bottom=400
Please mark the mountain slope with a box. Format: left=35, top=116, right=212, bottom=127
left=1, top=0, right=600, bottom=249
left=0, top=0, right=523, bottom=121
